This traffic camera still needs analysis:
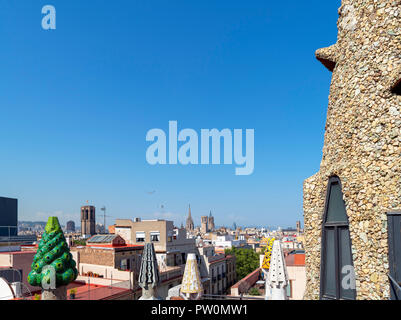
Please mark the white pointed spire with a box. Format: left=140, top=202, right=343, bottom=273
left=265, top=240, right=288, bottom=300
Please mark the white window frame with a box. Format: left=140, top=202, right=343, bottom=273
left=150, top=231, right=160, bottom=242
left=136, top=231, right=146, bottom=242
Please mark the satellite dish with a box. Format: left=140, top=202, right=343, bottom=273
left=0, top=277, right=15, bottom=300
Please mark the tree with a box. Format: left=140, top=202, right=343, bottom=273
left=28, top=217, right=78, bottom=289
left=225, top=247, right=260, bottom=280
left=248, top=287, right=261, bottom=296
left=73, top=239, right=86, bottom=246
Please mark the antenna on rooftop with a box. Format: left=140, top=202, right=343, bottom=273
left=100, top=206, right=112, bottom=234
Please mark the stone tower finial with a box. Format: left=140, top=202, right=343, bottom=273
left=138, top=243, right=161, bottom=300
left=304, top=0, right=401, bottom=300
left=180, top=253, right=203, bottom=300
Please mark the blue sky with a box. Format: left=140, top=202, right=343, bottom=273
left=0, top=0, right=340, bottom=228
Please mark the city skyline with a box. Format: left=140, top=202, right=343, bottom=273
left=17, top=205, right=298, bottom=231
left=0, top=1, right=340, bottom=227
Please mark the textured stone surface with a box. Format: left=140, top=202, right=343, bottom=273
left=42, top=286, right=67, bottom=300
left=303, top=0, right=401, bottom=300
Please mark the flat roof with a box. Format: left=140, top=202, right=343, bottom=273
left=30, top=281, right=131, bottom=300
left=83, top=244, right=143, bottom=250
left=0, top=250, right=36, bottom=255
left=87, top=234, right=119, bottom=243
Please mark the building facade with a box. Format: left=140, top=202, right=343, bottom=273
left=0, top=248, right=36, bottom=292
left=0, top=197, right=17, bottom=237
left=71, top=237, right=143, bottom=290
left=66, top=221, right=75, bottom=233
left=197, top=246, right=236, bottom=295
left=285, top=252, right=306, bottom=300
left=114, top=219, right=197, bottom=269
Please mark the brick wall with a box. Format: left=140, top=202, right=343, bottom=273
left=78, top=248, right=114, bottom=267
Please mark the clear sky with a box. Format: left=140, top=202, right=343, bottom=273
left=0, top=0, right=341, bottom=228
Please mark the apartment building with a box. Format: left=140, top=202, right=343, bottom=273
left=70, top=234, right=144, bottom=290
left=0, top=248, right=37, bottom=293
left=226, top=254, right=236, bottom=288
left=285, top=251, right=306, bottom=300
left=114, top=219, right=196, bottom=269
left=197, top=245, right=236, bottom=295
left=212, top=234, right=246, bottom=250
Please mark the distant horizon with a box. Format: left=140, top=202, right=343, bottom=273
left=1, top=1, right=339, bottom=228
left=18, top=218, right=299, bottom=231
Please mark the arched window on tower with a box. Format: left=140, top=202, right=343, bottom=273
left=320, top=176, right=356, bottom=300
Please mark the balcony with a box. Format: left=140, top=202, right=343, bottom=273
left=159, top=266, right=183, bottom=283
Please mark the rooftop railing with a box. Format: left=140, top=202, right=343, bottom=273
left=202, top=294, right=264, bottom=300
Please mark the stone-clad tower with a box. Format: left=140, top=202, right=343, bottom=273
left=186, top=204, right=194, bottom=232
left=304, top=1, right=401, bottom=300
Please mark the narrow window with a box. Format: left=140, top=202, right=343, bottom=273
left=120, top=259, right=127, bottom=271
left=320, top=176, right=356, bottom=300
left=387, top=212, right=401, bottom=300
left=286, top=280, right=293, bottom=299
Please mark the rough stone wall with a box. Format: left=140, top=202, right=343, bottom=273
left=304, top=0, right=401, bottom=300
left=77, top=247, right=114, bottom=267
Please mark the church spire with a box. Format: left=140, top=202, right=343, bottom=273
left=186, top=204, right=194, bottom=232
